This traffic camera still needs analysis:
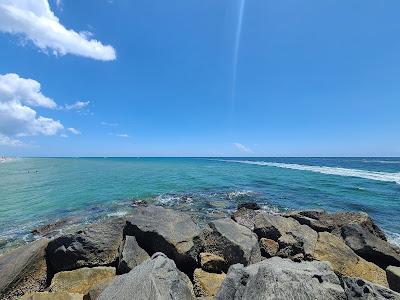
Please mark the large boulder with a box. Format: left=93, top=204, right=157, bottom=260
left=342, top=276, right=400, bottom=300
left=199, top=252, right=227, bottom=273
left=313, top=232, right=388, bottom=287
left=253, top=212, right=318, bottom=260
left=118, top=235, right=149, bottom=274
left=340, top=224, right=400, bottom=269
left=0, top=239, right=48, bottom=300
left=193, top=268, right=225, bottom=297
left=47, top=218, right=126, bottom=273
left=97, top=253, right=195, bottom=300
left=20, top=292, right=83, bottom=300
left=202, top=218, right=261, bottom=267
left=215, top=256, right=346, bottom=300
left=231, top=208, right=258, bottom=231
left=286, top=210, right=387, bottom=241
left=387, top=266, right=400, bottom=293
left=49, top=267, right=115, bottom=295
left=124, top=205, right=202, bottom=275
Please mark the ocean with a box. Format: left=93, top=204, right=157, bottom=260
left=0, top=157, right=399, bottom=252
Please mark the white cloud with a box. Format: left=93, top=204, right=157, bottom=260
left=0, top=133, right=23, bottom=146
left=64, top=100, right=90, bottom=110
left=60, top=133, right=68, bottom=138
left=0, top=0, right=116, bottom=61
left=234, top=142, right=253, bottom=154
left=117, top=133, right=129, bottom=138
left=0, top=73, right=64, bottom=144
left=101, top=121, right=118, bottom=127
left=67, top=127, right=81, bottom=135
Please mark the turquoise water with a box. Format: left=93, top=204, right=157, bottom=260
left=1, top=157, right=399, bottom=251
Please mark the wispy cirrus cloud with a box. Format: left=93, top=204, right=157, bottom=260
left=234, top=142, right=253, bottom=154
left=0, top=0, right=116, bottom=61
left=67, top=127, right=81, bottom=135
left=63, top=100, right=90, bottom=111
left=117, top=133, right=129, bottom=138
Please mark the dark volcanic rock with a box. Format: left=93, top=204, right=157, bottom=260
left=286, top=210, right=387, bottom=241
left=118, top=235, right=149, bottom=274
left=98, top=253, right=195, bottom=300
left=231, top=208, right=258, bottom=231
left=47, top=218, right=126, bottom=273
left=0, top=239, right=48, bottom=300
left=124, top=205, right=202, bottom=275
left=215, top=256, right=346, bottom=300
left=340, top=224, right=400, bottom=269
left=237, top=202, right=260, bottom=210
left=387, top=266, right=400, bottom=293
left=202, top=218, right=261, bottom=267
left=342, top=276, right=400, bottom=300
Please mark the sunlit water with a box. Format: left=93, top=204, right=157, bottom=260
left=1, top=157, right=399, bottom=252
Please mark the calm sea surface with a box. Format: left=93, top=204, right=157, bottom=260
left=1, top=157, right=399, bottom=252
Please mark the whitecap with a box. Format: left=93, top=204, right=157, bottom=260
left=220, top=160, right=400, bottom=184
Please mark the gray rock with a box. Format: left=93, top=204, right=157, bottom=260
left=232, top=208, right=258, bottom=231
left=0, top=239, right=48, bottom=300
left=47, top=218, right=126, bottom=273
left=259, top=238, right=279, bottom=258
left=342, top=276, right=400, bottom=299
left=202, top=218, right=261, bottom=267
left=286, top=210, right=387, bottom=241
left=124, top=205, right=202, bottom=275
left=98, top=252, right=195, bottom=300
left=215, top=256, right=346, bottom=300
left=118, top=235, right=149, bottom=274
left=340, top=224, right=400, bottom=269
left=387, top=266, right=400, bottom=293
left=253, top=213, right=318, bottom=260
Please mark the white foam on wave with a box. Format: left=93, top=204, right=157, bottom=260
left=388, top=232, right=400, bottom=247
left=221, top=160, right=400, bottom=184
left=362, top=159, right=400, bottom=164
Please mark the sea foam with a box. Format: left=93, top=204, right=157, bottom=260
left=221, top=160, right=400, bottom=184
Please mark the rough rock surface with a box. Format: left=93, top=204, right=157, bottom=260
left=216, top=256, right=346, bottom=300
left=202, top=218, right=261, bottom=267
left=124, top=205, right=202, bottom=274
left=237, top=202, right=260, bottom=210
left=286, top=210, right=387, bottom=241
left=259, top=238, right=279, bottom=258
left=387, top=266, right=400, bottom=293
left=340, top=224, right=400, bottom=269
left=231, top=208, right=258, bottom=230
left=342, top=276, right=400, bottom=300
left=313, top=232, right=388, bottom=287
left=20, top=292, right=84, bottom=300
left=49, top=266, right=115, bottom=295
left=47, top=218, right=126, bottom=273
left=199, top=252, right=227, bottom=273
left=193, top=268, right=225, bottom=297
left=97, top=253, right=195, bottom=300
left=118, top=235, right=149, bottom=273
left=0, top=239, right=48, bottom=300
left=253, top=212, right=318, bottom=260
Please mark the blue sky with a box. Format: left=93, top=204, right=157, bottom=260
left=0, top=0, right=400, bottom=156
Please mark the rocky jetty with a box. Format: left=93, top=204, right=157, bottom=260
left=1, top=204, right=400, bottom=299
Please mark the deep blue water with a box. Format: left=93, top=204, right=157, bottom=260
left=0, top=157, right=399, bottom=251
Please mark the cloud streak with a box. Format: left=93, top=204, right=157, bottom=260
left=234, top=142, right=253, bottom=154
left=0, top=0, right=116, bottom=61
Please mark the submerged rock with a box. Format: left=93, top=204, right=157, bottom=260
left=342, top=276, right=400, bottom=300
left=46, top=218, right=126, bottom=273
left=199, top=252, right=227, bottom=273
left=124, top=205, right=202, bottom=275
left=49, top=266, right=116, bottom=295
left=193, top=268, right=225, bottom=297
left=31, top=217, right=79, bottom=237
left=231, top=207, right=258, bottom=231
left=0, top=238, right=48, bottom=300
left=340, top=224, right=400, bottom=269
left=387, top=266, right=400, bottom=293
left=118, top=235, right=149, bottom=274
left=286, top=210, right=387, bottom=241
left=97, top=253, right=195, bottom=300
left=215, top=256, right=346, bottom=300
left=237, top=202, right=260, bottom=210
left=202, top=218, right=261, bottom=267
left=313, top=232, right=388, bottom=287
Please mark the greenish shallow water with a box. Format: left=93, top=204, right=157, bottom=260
left=0, top=157, right=399, bottom=251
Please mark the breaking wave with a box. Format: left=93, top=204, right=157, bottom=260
left=221, top=160, right=400, bottom=184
